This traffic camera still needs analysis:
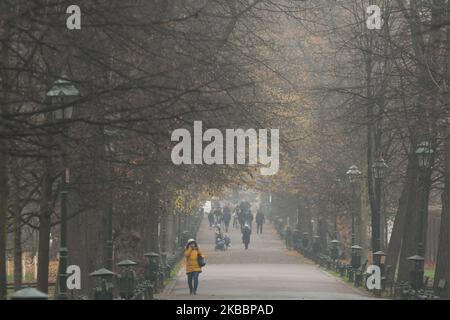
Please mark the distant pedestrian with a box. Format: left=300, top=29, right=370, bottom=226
left=232, top=210, right=238, bottom=228
left=184, top=239, right=205, bottom=295
left=242, top=224, right=252, bottom=249
left=238, top=208, right=246, bottom=229
left=214, top=207, right=223, bottom=226
left=246, top=210, right=254, bottom=229
left=256, top=208, right=265, bottom=234
left=223, top=205, right=232, bottom=232
left=208, top=211, right=215, bottom=228
left=232, top=205, right=240, bottom=227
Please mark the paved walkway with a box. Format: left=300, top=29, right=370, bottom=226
left=158, top=216, right=376, bottom=300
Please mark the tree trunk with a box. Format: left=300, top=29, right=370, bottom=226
left=160, top=210, right=168, bottom=253
left=360, top=177, right=370, bottom=262
left=396, top=155, right=421, bottom=283
left=13, top=175, right=22, bottom=291
left=0, top=139, right=8, bottom=300
left=433, top=2, right=450, bottom=299
left=0, top=17, right=11, bottom=300
left=434, top=1, right=450, bottom=297
left=101, top=129, right=114, bottom=271
left=390, top=0, right=441, bottom=284
left=386, top=150, right=416, bottom=279
left=318, top=216, right=328, bottom=254
left=144, top=160, right=160, bottom=253
left=146, top=193, right=159, bottom=253
left=381, top=190, right=387, bottom=250
left=397, top=149, right=432, bottom=283
left=37, top=154, right=52, bottom=293
left=434, top=176, right=450, bottom=298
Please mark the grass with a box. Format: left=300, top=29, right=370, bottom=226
left=170, top=262, right=182, bottom=278
left=7, top=273, right=35, bottom=283
left=327, top=269, right=352, bottom=284
left=424, top=268, right=435, bottom=279
left=163, top=261, right=182, bottom=287
left=325, top=264, right=437, bottom=297
left=6, top=272, right=58, bottom=299
left=322, top=267, right=386, bottom=298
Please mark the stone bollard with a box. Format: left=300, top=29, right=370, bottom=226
left=89, top=268, right=116, bottom=300
left=144, top=252, right=160, bottom=292
left=117, top=259, right=137, bottom=300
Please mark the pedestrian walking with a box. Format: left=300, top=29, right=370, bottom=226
left=208, top=210, right=215, bottom=228
left=232, top=210, right=238, bottom=228
left=256, top=208, right=265, bottom=234
left=232, top=205, right=240, bottom=228
left=214, top=207, right=223, bottom=226
left=223, top=205, right=232, bottom=232
left=238, top=208, right=246, bottom=229
left=242, top=224, right=252, bottom=249
left=184, top=239, right=205, bottom=295
left=246, top=210, right=254, bottom=229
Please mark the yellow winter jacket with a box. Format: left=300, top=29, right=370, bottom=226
left=184, top=247, right=204, bottom=273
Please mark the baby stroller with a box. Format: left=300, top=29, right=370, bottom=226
left=215, top=235, right=227, bottom=251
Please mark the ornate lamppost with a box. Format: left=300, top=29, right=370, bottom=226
left=372, top=155, right=388, bottom=256
left=46, top=76, right=79, bottom=300
left=408, top=141, right=433, bottom=290
left=346, top=165, right=362, bottom=282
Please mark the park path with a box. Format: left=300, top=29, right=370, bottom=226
left=158, top=215, right=376, bottom=300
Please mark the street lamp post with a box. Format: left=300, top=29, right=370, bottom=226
left=103, top=129, right=116, bottom=271
left=408, top=141, right=434, bottom=290
left=46, top=76, right=79, bottom=300
left=324, top=179, right=341, bottom=262
left=331, top=178, right=341, bottom=242
left=346, top=165, right=362, bottom=283
left=346, top=165, right=362, bottom=247
left=144, top=252, right=160, bottom=292
left=312, top=235, right=321, bottom=256
left=372, top=156, right=388, bottom=256
left=350, top=245, right=363, bottom=269
left=330, top=239, right=340, bottom=260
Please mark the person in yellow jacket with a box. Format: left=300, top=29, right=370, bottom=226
left=184, top=238, right=204, bottom=295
